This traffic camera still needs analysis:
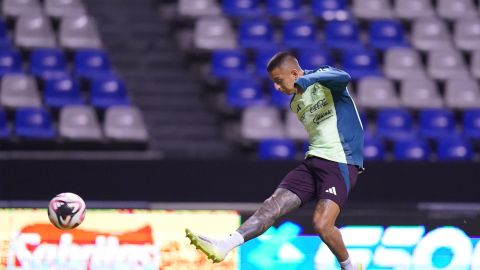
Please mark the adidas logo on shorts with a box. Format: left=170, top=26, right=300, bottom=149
left=325, top=187, right=337, bottom=195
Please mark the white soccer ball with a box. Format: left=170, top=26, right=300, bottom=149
left=48, top=192, right=86, bottom=230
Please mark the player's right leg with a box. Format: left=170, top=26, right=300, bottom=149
left=185, top=188, right=302, bottom=263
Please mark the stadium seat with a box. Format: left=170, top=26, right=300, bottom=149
left=298, top=49, right=333, bottom=70
left=266, top=0, right=303, bottom=20
left=258, top=139, right=295, bottom=160
left=282, top=20, right=318, bottom=49
left=0, top=108, right=9, bottom=138
left=427, top=50, right=469, bottom=80
left=342, top=49, right=381, bottom=80
left=384, top=47, right=425, bottom=80
left=15, top=107, right=56, bottom=139
left=74, top=49, right=112, bottom=80
left=90, top=75, right=130, bottom=109
left=15, top=12, right=56, bottom=49
left=312, top=0, right=350, bottom=21
left=2, top=0, right=41, bottom=18
left=44, top=0, right=86, bottom=18
left=352, top=0, right=393, bottom=19
left=44, top=76, right=83, bottom=108
left=444, top=79, right=480, bottom=109
left=241, top=106, right=284, bottom=140
left=357, top=77, right=399, bottom=109
left=325, top=20, right=363, bottom=51
left=454, top=17, right=480, bottom=52
left=394, top=0, right=435, bottom=20
left=194, top=16, right=236, bottom=50
left=400, top=78, right=443, bottom=109
left=222, top=0, right=262, bottom=18
left=437, top=0, right=477, bottom=21
left=472, top=50, right=480, bottom=79
left=270, top=84, right=292, bottom=108
left=254, top=48, right=279, bottom=78
left=178, top=0, right=221, bottom=18
left=368, top=20, right=407, bottom=50
left=363, top=135, right=386, bottom=160
left=285, top=110, right=308, bottom=140
left=104, top=106, right=148, bottom=142
left=211, top=49, right=248, bottom=79
left=59, top=105, right=102, bottom=141
left=239, top=19, right=275, bottom=50
left=394, top=138, right=430, bottom=161
left=411, top=18, right=452, bottom=51
left=0, top=49, right=22, bottom=76
left=463, top=109, right=480, bottom=139
left=30, top=48, right=68, bottom=80
left=437, top=136, right=473, bottom=161
left=0, top=74, right=41, bottom=108
left=377, top=109, right=415, bottom=141
left=419, top=109, right=456, bottom=139
left=59, top=14, right=102, bottom=50
left=226, top=78, right=265, bottom=108
left=0, top=19, right=10, bottom=49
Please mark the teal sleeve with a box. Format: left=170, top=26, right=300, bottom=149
left=295, top=66, right=351, bottom=92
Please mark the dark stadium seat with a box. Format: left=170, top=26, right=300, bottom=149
left=419, top=109, right=456, bottom=140
left=368, top=20, right=407, bottom=50
left=312, top=0, right=350, bottom=21
left=342, top=48, right=381, bottom=79
left=376, top=109, right=415, bottom=141
left=266, top=0, right=303, bottom=20
left=258, top=138, right=296, bottom=160
left=298, top=49, right=333, bottom=70
left=254, top=48, right=280, bottom=78
left=463, top=110, right=480, bottom=139
left=239, top=19, right=275, bottom=50
left=282, top=19, right=318, bottom=49
left=222, top=0, right=262, bottom=18
left=30, top=48, right=68, bottom=80
left=437, top=136, right=473, bottom=161
left=44, top=76, right=83, bottom=108
left=394, top=138, right=430, bottom=161
left=15, top=107, right=56, bottom=139
left=269, top=84, right=291, bottom=108
left=363, top=135, right=386, bottom=160
left=74, top=49, right=112, bottom=80
left=0, top=18, right=10, bottom=49
left=211, top=49, right=248, bottom=79
left=0, top=49, right=22, bottom=76
left=90, top=75, right=129, bottom=109
left=325, top=20, right=363, bottom=51
left=0, top=108, right=9, bottom=138
left=226, top=78, right=265, bottom=108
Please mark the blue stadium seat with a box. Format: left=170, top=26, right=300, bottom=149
left=74, top=49, right=112, bottom=80
left=419, top=109, right=456, bottom=139
left=44, top=76, right=83, bottom=108
left=254, top=48, right=279, bottom=78
left=0, top=108, right=9, bottom=138
left=312, top=0, right=350, bottom=20
left=270, top=84, right=291, bottom=108
left=325, top=20, right=363, bottom=51
left=0, top=19, right=9, bottom=49
left=239, top=19, right=275, bottom=50
left=394, top=138, right=430, bottom=161
left=15, top=108, right=56, bottom=139
left=259, top=139, right=296, bottom=160
left=342, top=49, right=381, bottom=79
left=0, top=49, right=22, bottom=76
left=90, top=75, right=129, bottom=109
left=437, top=136, right=473, bottom=161
left=282, top=20, right=318, bottom=49
left=211, top=49, right=248, bottom=79
left=363, top=135, right=385, bottom=160
left=463, top=109, right=480, bottom=139
left=227, top=78, right=265, bottom=108
left=222, top=0, right=262, bottom=17
left=369, top=20, right=408, bottom=50
left=377, top=109, right=415, bottom=141
left=30, top=48, right=67, bottom=80
left=267, top=0, right=303, bottom=20
left=298, top=49, right=333, bottom=70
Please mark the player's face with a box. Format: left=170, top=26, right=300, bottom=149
left=269, top=67, right=299, bottom=95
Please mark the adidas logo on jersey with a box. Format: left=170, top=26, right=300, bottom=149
left=325, top=187, right=337, bottom=195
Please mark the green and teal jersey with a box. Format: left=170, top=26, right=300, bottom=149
left=291, top=66, right=364, bottom=169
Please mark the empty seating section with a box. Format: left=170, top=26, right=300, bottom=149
left=180, top=0, right=480, bottom=161
left=0, top=0, right=147, bottom=148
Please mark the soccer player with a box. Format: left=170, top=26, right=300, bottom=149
left=186, top=52, right=363, bottom=270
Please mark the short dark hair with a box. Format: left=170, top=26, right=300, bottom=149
left=266, top=51, right=297, bottom=73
